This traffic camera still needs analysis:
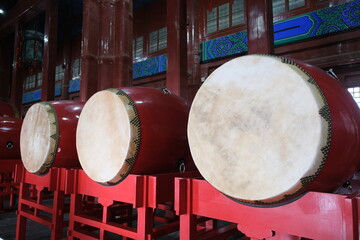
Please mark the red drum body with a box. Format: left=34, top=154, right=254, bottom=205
left=20, top=101, right=84, bottom=174
left=188, top=55, right=360, bottom=206
left=76, top=87, right=193, bottom=185
left=0, top=101, right=19, bottom=118
left=0, top=117, right=22, bottom=159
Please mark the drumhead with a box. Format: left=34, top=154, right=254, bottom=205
left=20, top=102, right=59, bottom=174
left=76, top=89, right=141, bottom=184
left=188, top=55, right=330, bottom=204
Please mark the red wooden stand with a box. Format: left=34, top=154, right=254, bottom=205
left=175, top=178, right=360, bottom=240
left=0, top=159, right=22, bottom=211
left=67, top=169, right=200, bottom=240
left=15, top=165, right=72, bottom=240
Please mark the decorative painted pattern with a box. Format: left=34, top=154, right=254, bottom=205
left=202, top=0, right=360, bottom=62
left=22, top=83, right=62, bottom=104
left=133, top=54, right=167, bottom=79
left=69, top=77, right=80, bottom=93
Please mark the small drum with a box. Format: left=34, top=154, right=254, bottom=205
left=0, top=117, right=22, bottom=159
left=76, top=87, right=193, bottom=185
left=188, top=55, right=360, bottom=206
left=20, top=101, right=84, bottom=174
left=0, top=101, right=19, bottom=118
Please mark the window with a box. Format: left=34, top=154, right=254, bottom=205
left=24, top=75, right=36, bottom=90
left=133, top=36, right=144, bottom=60
left=37, top=72, right=42, bottom=87
left=73, top=58, right=81, bottom=78
left=272, top=0, right=305, bottom=15
left=149, top=27, right=167, bottom=53
left=348, top=87, right=360, bottom=108
left=55, top=65, right=64, bottom=82
left=206, top=0, right=245, bottom=34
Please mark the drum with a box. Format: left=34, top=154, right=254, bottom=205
left=0, top=117, right=22, bottom=159
left=0, top=101, right=19, bottom=118
left=20, top=101, right=84, bottom=174
left=76, top=87, right=193, bottom=185
left=188, top=54, right=360, bottom=206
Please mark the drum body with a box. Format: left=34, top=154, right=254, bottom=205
left=20, top=101, right=84, bottom=174
left=76, top=87, right=193, bottom=184
left=0, top=101, right=19, bottom=118
left=0, top=117, right=22, bottom=159
left=188, top=55, right=360, bottom=206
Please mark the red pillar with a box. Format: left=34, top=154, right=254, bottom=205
left=11, top=21, right=24, bottom=114
left=246, top=0, right=274, bottom=55
left=80, top=0, right=132, bottom=102
left=0, top=36, right=13, bottom=102
left=41, top=0, right=58, bottom=101
left=186, top=0, right=200, bottom=102
left=112, top=0, right=133, bottom=89
left=166, top=0, right=188, bottom=99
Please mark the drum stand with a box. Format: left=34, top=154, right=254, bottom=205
left=0, top=160, right=21, bottom=212
left=66, top=169, right=200, bottom=240
left=175, top=178, right=360, bottom=240
left=15, top=165, right=71, bottom=240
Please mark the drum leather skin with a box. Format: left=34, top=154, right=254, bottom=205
left=0, top=117, right=22, bottom=159
left=20, top=101, right=84, bottom=174
left=188, top=54, right=360, bottom=206
left=76, top=87, right=194, bottom=185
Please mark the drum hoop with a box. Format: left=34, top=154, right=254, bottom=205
left=35, top=102, right=59, bottom=175
left=105, top=88, right=141, bottom=185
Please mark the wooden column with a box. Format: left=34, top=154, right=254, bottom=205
left=41, top=0, right=58, bottom=101
left=186, top=0, right=200, bottom=102
left=166, top=0, right=188, bottom=99
left=61, top=4, right=73, bottom=100
left=112, top=0, right=133, bottom=89
left=0, top=36, right=13, bottom=102
left=11, top=21, right=24, bottom=114
left=81, top=0, right=132, bottom=102
left=246, top=0, right=274, bottom=54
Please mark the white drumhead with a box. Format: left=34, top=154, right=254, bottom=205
left=76, top=89, right=140, bottom=184
left=188, top=55, right=329, bottom=203
left=20, top=102, right=59, bottom=174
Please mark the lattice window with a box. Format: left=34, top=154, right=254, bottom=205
left=24, top=75, right=36, bottom=90
left=37, top=72, right=42, bottom=87
left=149, top=27, right=167, bottom=53
left=348, top=87, right=360, bottom=108
left=133, top=36, right=144, bottom=60
left=206, top=0, right=245, bottom=34
left=55, top=65, right=64, bottom=82
left=73, top=58, right=81, bottom=78
left=273, top=0, right=305, bottom=15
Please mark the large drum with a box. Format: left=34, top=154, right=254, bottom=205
left=0, top=117, right=22, bottom=159
left=188, top=55, right=360, bottom=206
left=20, top=101, right=84, bottom=174
left=0, top=101, right=19, bottom=118
left=76, top=87, right=193, bottom=185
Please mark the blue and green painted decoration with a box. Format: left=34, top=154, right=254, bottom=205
left=133, top=54, right=167, bottom=79
left=202, top=0, right=360, bottom=61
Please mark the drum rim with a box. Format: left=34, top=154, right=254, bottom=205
left=22, top=102, right=59, bottom=175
